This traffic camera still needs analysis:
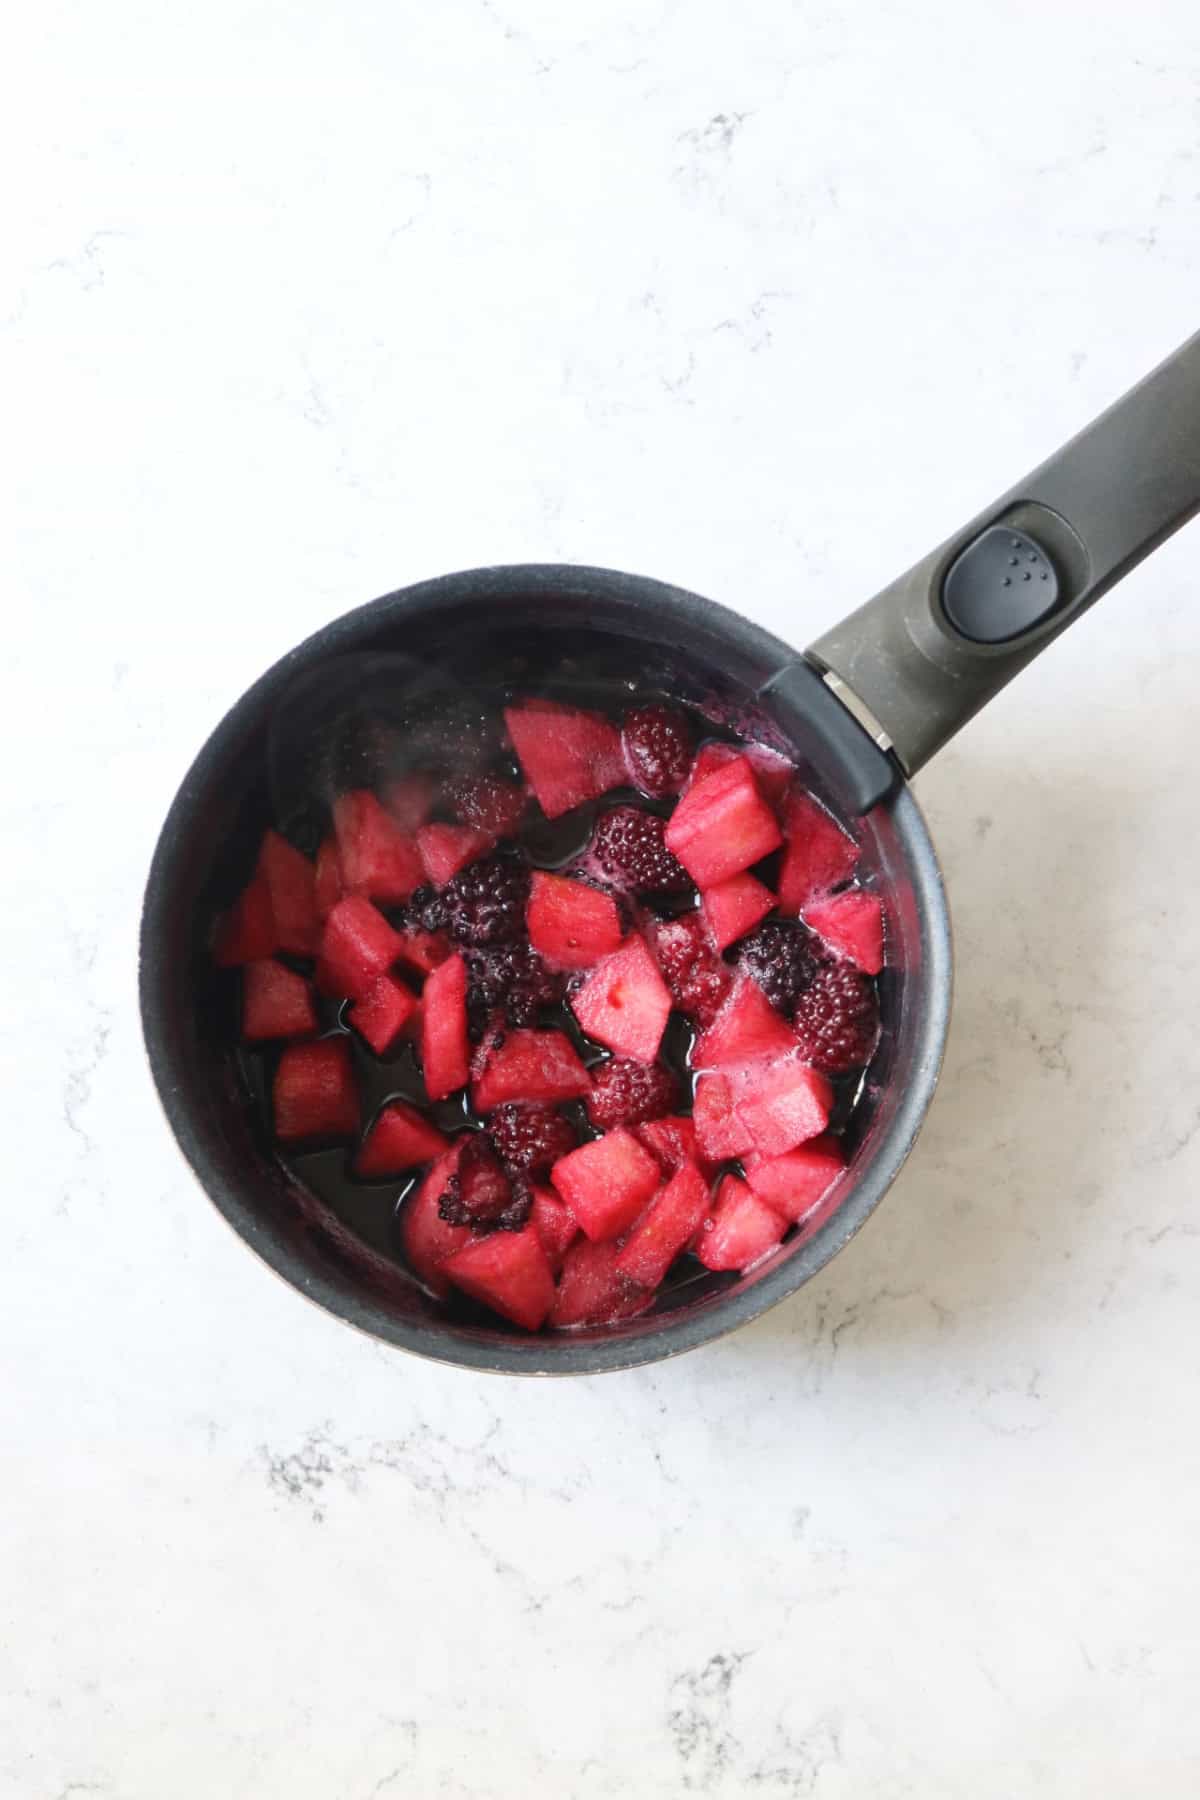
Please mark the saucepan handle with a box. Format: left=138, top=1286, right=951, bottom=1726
left=802, top=329, right=1200, bottom=776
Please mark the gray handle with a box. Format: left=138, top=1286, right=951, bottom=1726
left=807, top=330, right=1200, bottom=775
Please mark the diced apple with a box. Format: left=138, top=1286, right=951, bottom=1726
left=548, top=1238, right=655, bottom=1330
left=527, top=871, right=625, bottom=970
left=570, top=936, right=672, bottom=1063
left=316, top=896, right=405, bottom=1000
left=691, top=978, right=797, bottom=1070
left=732, top=1056, right=833, bottom=1157
left=694, top=1174, right=788, bottom=1272
left=664, top=755, right=782, bottom=887
left=744, top=1135, right=846, bottom=1222
left=804, top=890, right=884, bottom=975
left=421, top=954, right=470, bottom=1100
left=356, top=1101, right=450, bottom=1177
left=529, top=1185, right=580, bottom=1272
left=416, top=822, right=494, bottom=887
left=615, top=1160, right=711, bottom=1289
left=504, top=700, right=625, bottom=819
left=347, top=973, right=419, bottom=1055
left=470, top=1028, right=593, bottom=1111
left=273, top=1039, right=359, bottom=1143
left=241, top=959, right=318, bottom=1042
left=398, top=1144, right=471, bottom=1298
left=333, top=789, right=424, bottom=903
left=443, top=1226, right=557, bottom=1330
left=550, top=1127, right=662, bottom=1241
left=701, top=871, right=775, bottom=952
left=777, top=789, right=858, bottom=913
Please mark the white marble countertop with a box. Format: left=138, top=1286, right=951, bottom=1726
left=7, top=2, right=1200, bottom=1793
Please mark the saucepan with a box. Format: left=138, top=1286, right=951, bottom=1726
left=139, top=331, right=1200, bottom=1373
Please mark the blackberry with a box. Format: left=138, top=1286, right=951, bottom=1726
left=496, top=1174, right=536, bottom=1232
left=735, top=921, right=822, bottom=1014
left=437, top=1134, right=517, bottom=1227
left=592, top=806, right=689, bottom=894
left=650, top=913, right=731, bottom=1025
left=465, top=941, right=564, bottom=1032
left=439, top=854, right=529, bottom=946
left=586, top=1059, right=680, bottom=1130
left=792, top=960, right=880, bottom=1073
left=487, top=1102, right=578, bottom=1174
left=622, top=703, right=694, bottom=797
left=406, top=885, right=449, bottom=933
left=467, top=1010, right=510, bottom=1087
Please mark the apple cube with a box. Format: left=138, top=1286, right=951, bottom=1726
left=470, top=1028, right=592, bottom=1111
left=615, top=1159, right=711, bottom=1289
left=355, top=1100, right=450, bottom=1177
left=732, top=1056, right=833, bottom=1157
left=504, top=700, right=625, bottom=819
left=257, top=828, right=321, bottom=956
left=443, top=1225, right=557, bottom=1330
left=550, top=1127, right=662, bottom=1241
left=570, top=935, right=672, bottom=1063
left=316, top=896, right=404, bottom=1000
left=691, top=977, right=797, bottom=1070
left=416, top=822, right=494, bottom=887
left=745, top=1135, right=846, bottom=1223
left=273, top=1039, right=358, bottom=1143
left=314, top=836, right=343, bottom=919
left=701, top=871, right=775, bottom=953
left=692, top=1073, right=754, bottom=1161
left=529, top=1185, right=580, bottom=1272
left=548, top=1237, right=656, bottom=1330
left=421, top=953, right=470, bottom=1100
left=213, top=869, right=278, bottom=966
left=804, top=890, right=884, bottom=975
left=694, top=1174, right=788, bottom=1272
left=777, top=789, right=858, bottom=913
left=664, top=755, right=782, bottom=887
left=688, top=740, right=794, bottom=810
left=241, top=959, right=318, bottom=1042
left=635, top=1114, right=705, bottom=1174
left=527, top=871, right=626, bottom=970
left=398, top=1144, right=472, bottom=1298
left=333, top=789, right=424, bottom=903
left=347, top=973, right=418, bottom=1055
left=393, top=926, right=453, bottom=976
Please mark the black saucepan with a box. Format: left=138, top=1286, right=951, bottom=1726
left=140, top=332, right=1200, bottom=1374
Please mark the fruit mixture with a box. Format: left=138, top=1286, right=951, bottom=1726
left=213, top=690, right=884, bottom=1333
